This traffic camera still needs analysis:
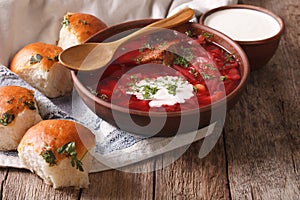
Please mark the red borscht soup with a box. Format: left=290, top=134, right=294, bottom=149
left=87, top=29, right=241, bottom=112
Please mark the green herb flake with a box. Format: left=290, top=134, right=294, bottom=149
left=139, top=43, right=154, bottom=52
left=201, top=73, right=213, bottom=80
left=30, top=54, right=43, bottom=64
left=41, top=150, right=56, bottom=166
left=158, top=41, right=168, bottom=49
left=87, top=87, right=98, bottom=96
left=173, top=46, right=194, bottom=68
left=62, top=16, right=70, bottom=26
left=193, top=85, right=198, bottom=93
left=167, top=84, right=177, bottom=96
left=173, top=56, right=190, bottom=68
left=23, top=100, right=36, bottom=110
left=7, top=97, right=15, bottom=104
left=135, top=57, right=142, bottom=64
left=206, top=64, right=216, bottom=70
left=225, top=52, right=235, bottom=62
left=57, top=142, right=84, bottom=172
left=201, top=32, right=214, bottom=39
left=220, top=76, right=227, bottom=81
left=126, top=82, right=135, bottom=88
left=130, top=75, right=139, bottom=82
left=142, top=85, right=159, bottom=99
left=99, top=94, right=109, bottom=101
left=189, top=68, right=199, bottom=77
left=47, top=55, right=59, bottom=62
left=79, top=19, right=88, bottom=25
left=185, top=30, right=194, bottom=37
left=0, top=112, right=15, bottom=126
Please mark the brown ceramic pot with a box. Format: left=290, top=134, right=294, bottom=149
left=199, top=4, right=285, bottom=70
left=71, top=19, right=250, bottom=137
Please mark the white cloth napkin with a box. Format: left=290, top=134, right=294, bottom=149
left=0, top=0, right=237, bottom=172
left=0, top=0, right=237, bottom=66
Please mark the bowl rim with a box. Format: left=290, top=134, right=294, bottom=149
left=71, top=19, right=250, bottom=117
left=199, top=4, right=285, bottom=45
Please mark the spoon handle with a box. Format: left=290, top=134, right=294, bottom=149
left=115, top=8, right=194, bottom=44
left=147, top=8, right=195, bottom=29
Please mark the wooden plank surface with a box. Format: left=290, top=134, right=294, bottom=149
left=2, top=169, right=80, bottom=200
left=81, top=159, right=154, bottom=200
left=154, top=136, right=230, bottom=200
left=0, top=168, right=8, bottom=199
left=224, top=0, right=300, bottom=199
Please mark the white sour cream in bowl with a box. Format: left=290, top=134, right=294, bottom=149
left=200, top=5, right=285, bottom=70
left=203, top=8, right=281, bottom=41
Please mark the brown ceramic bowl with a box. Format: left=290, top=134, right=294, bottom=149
left=71, top=19, right=250, bottom=137
left=199, top=4, right=285, bottom=70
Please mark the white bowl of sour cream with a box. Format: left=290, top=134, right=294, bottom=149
left=200, top=4, right=284, bottom=70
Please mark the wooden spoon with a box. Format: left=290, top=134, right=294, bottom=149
left=59, top=8, right=194, bottom=71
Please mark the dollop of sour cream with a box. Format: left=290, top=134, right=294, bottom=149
left=127, top=76, right=194, bottom=107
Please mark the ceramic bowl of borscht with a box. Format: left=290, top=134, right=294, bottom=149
left=71, top=19, right=250, bottom=137
left=200, top=4, right=285, bottom=70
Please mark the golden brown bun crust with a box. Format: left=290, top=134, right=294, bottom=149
left=64, top=12, right=107, bottom=42
left=10, top=42, right=63, bottom=72
left=0, top=86, right=36, bottom=119
left=18, top=120, right=95, bottom=161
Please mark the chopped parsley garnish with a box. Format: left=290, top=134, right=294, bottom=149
left=139, top=43, right=154, bottom=52
left=185, top=30, right=194, bottom=37
left=130, top=75, right=139, bottom=82
left=23, top=100, right=36, bottom=110
left=47, top=55, right=59, bottom=61
left=193, top=85, right=198, bottom=93
left=225, top=52, right=235, bottom=62
left=79, top=19, right=88, bottom=25
left=141, top=85, right=159, bottom=99
left=7, top=97, right=15, bottom=104
left=30, top=54, right=43, bottom=64
left=87, top=87, right=109, bottom=101
left=62, top=16, right=70, bottom=26
left=57, top=142, right=84, bottom=172
left=0, top=112, right=15, bottom=126
left=98, top=94, right=109, bottom=101
left=135, top=57, right=142, bottom=64
left=220, top=76, right=227, bottom=81
left=41, top=150, right=56, bottom=166
left=189, top=68, right=199, bottom=77
left=166, top=84, right=177, bottom=95
left=201, top=73, right=215, bottom=80
left=158, top=41, right=169, bottom=49
left=174, top=56, right=190, bottom=68
left=206, top=64, right=216, bottom=70
left=127, top=76, right=190, bottom=100
left=87, top=86, right=98, bottom=96
left=173, top=46, right=194, bottom=68
left=201, top=32, right=214, bottom=39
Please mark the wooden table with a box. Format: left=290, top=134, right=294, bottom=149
left=1, top=0, right=299, bottom=199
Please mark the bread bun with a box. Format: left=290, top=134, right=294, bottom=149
left=10, top=42, right=73, bottom=98
left=18, top=119, right=95, bottom=189
left=0, top=86, right=42, bottom=150
left=58, top=12, right=107, bottom=49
